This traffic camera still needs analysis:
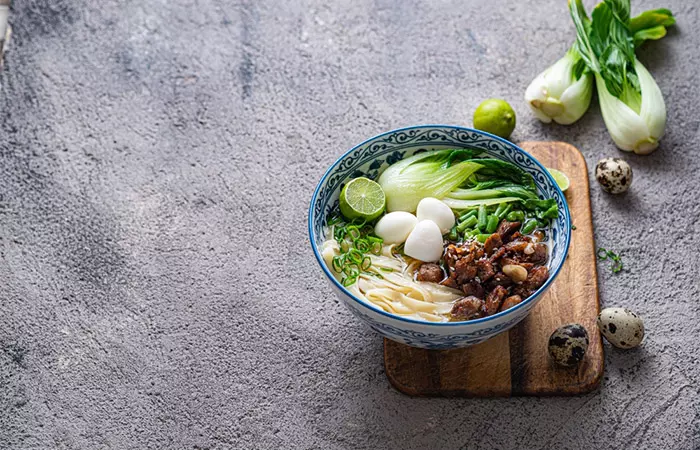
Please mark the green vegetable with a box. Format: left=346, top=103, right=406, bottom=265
left=506, top=210, right=525, bottom=222
left=597, top=247, right=624, bottom=273
left=377, top=149, right=483, bottom=212
left=457, top=215, right=478, bottom=233
left=448, top=226, right=458, bottom=241
left=442, top=196, right=523, bottom=210
left=538, top=204, right=559, bottom=220
left=569, top=0, right=673, bottom=154
left=458, top=210, right=478, bottom=222
left=497, top=204, right=512, bottom=220
left=486, top=215, right=499, bottom=233
left=476, top=233, right=492, bottom=243
left=477, top=205, right=488, bottom=231
left=448, top=184, right=538, bottom=201
left=328, top=216, right=384, bottom=286
left=525, top=46, right=593, bottom=125
left=521, top=219, right=538, bottom=235
left=526, top=0, right=675, bottom=144
left=467, top=159, right=537, bottom=190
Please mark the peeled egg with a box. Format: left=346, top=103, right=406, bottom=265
left=374, top=212, right=418, bottom=244
left=597, top=307, right=644, bottom=349
left=416, top=198, right=455, bottom=234
left=404, top=220, right=444, bottom=262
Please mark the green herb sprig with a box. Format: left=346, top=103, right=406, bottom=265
left=597, top=247, right=623, bottom=273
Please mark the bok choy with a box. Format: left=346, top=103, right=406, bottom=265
left=377, top=149, right=483, bottom=212
left=569, top=0, right=671, bottom=154
left=525, top=0, right=675, bottom=152
left=377, top=149, right=541, bottom=213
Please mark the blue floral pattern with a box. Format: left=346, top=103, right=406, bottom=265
left=309, top=125, right=571, bottom=349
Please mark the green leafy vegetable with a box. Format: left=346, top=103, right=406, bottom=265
left=448, top=184, right=538, bottom=201
left=442, top=196, right=524, bottom=211
left=377, top=149, right=484, bottom=212
left=569, top=0, right=673, bottom=154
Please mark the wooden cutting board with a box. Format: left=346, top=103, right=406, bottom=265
left=383, top=141, right=603, bottom=397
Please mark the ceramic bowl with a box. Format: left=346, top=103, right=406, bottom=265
left=308, top=125, right=571, bottom=349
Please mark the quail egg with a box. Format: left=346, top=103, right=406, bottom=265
left=548, top=323, right=590, bottom=367
left=416, top=197, right=455, bottom=234
left=595, top=157, right=633, bottom=194
left=404, top=220, right=444, bottom=262
left=374, top=211, right=418, bottom=244
left=597, top=307, right=645, bottom=349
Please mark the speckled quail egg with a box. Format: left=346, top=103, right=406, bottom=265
left=548, top=323, right=590, bottom=367
left=416, top=197, right=455, bottom=234
left=374, top=211, right=418, bottom=244
left=595, top=157, right=633, bottom=194
left=597, top=307, right=645, bottom=349
left=404, top=220, right=444, bottom=262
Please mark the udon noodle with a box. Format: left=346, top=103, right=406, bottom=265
left=321, top=237, right=462, bottom=322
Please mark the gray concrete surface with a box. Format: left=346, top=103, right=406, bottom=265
left=0, top=0, right=698, bottom=448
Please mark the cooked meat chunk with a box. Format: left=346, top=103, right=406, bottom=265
left=523, top=243, right=548, bottom=264
left=504, top=240, right=529, bottom=253
left=532, top=230, right=545, bottom=242
left=416, top=263, right=444, bottom=283
left=488, top=272, right=513, bottom=288
left=461, top=281, right=486, bottom=299
left=451, top=296, right=485, bottom=321
left=483, top=233, right=502, bottom=255
left=441, top=218, right=551, bottom=321
left=483, top=286, right=508, bottom=315
left=476, top=259, right=496, bottom=282
left=514, top=266, right=550, bottom=298
left=440, top=276, right=459, bottom=289
left=499, top=295, right=523, bottom=312
left=524, top=265, right=549, bottom=290
left=454, top=258, right=478, bottom=283
left=496, top=220, right=521, bottom=241
left=488, top=246, right=507, bottom=263
left=500, top=257, right=534, bottom=271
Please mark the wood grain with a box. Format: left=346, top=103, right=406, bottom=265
left=384, top=141, right=603, bottom=397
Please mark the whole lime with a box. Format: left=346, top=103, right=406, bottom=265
left=473, top=98, right=516, bottom=139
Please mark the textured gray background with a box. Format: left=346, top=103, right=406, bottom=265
left=0, top=0, right=698, bottom=449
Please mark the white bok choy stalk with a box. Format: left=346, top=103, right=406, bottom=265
left=525, top=47, right=593, bottom=125
left=596, top=59, right=665, bottom=154
left=569, top=0, right=672, bottom=154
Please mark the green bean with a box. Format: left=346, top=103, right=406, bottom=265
left=476, top=233, right=491, bottom=243
left=537, top=218, right=549, bottom=228
left=486, top=214, right=499, bottom=234
left=521, top=219, right=538, bottom=235
left=458, top=210, right=478, bottom=222
left=497, top=204, right=513, bottom=220
left=507, top=210, right=525, bottom=222
left=463, top=229, right=477, bottom=241
left=448, top=226, right=458, bottom=241
left=477, top=205, right=487, bottom=231
left=494, top=203, right=507, bottom=217
left=457, top=215, right=478, bottom=233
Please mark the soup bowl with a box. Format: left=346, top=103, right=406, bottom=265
left=308, top=125, right=571, bottom=349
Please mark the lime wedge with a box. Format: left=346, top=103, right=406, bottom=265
left=339, top=177, right=386, bottom=221
left=547, top=168, right=570, bottom=192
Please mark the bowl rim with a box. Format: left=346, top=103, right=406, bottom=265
left=308, top=124, right=572, bottom=328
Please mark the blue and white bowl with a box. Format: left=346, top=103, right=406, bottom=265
left=308, top=125, right=571, bottom=349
